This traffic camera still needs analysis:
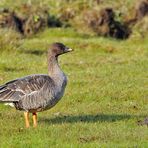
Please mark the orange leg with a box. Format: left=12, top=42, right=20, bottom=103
left=32, top=112, right=37, bottom=127
left=24, top=112, right=30, bottom=128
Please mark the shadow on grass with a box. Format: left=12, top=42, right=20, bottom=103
left=21, top=50, right=45, bottom=56
left=1, top=66, right=25, bottom=72
left=40, top=114, right=144, bottom=124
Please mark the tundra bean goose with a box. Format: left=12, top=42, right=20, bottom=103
left=0, top=42, right=73, bottom=127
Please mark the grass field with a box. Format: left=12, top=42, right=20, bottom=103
left=0, top=28, right=147, bottom=147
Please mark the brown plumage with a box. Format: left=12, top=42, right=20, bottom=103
left=0, top=42, right=73, bottom=127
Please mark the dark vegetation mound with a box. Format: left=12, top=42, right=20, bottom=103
left=0, top=9, right=22, bottom=32
left=124, top=0, right=148, bottom=38
left=82, top=8, right=130, bottom=39
left=0, top=4, right=61, bottom=37
left=125, top=0, right=148, bottom=26
left=135, top=0, right=148, bottom=20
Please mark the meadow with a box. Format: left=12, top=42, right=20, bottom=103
left=0, top=0, right=148, bottom=147
left=0, top=27, right=147, bottom=147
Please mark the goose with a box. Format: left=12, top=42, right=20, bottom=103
left=0, top=42, right=73, bottom=128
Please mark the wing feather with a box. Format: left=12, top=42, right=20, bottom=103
left=0, top=75, right=51, bottom=102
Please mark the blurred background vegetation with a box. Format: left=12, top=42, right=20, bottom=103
left=0, top=0, right=148, bottom=38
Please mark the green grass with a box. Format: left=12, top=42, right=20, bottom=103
left=0, top=27, right=148, bottom=147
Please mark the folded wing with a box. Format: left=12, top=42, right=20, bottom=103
left=0, top=75, right=51, bottom=102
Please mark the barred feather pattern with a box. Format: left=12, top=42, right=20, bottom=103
left=0, top=73, right=67, bottom=112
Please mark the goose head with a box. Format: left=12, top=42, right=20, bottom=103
left=49, top=42, right=73, bottom=57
